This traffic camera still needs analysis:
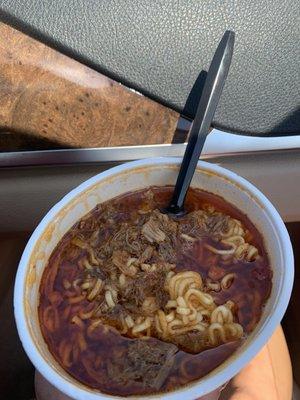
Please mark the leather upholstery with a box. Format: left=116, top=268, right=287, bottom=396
left=0, top=1, right=299, bottom=136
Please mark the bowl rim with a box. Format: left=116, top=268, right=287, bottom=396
left=14, top=157, right=294, bottom=400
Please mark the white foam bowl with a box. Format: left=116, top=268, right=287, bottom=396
left=14, top=158, right=294, bottom=400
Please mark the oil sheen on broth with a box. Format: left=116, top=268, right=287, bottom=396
left=39, top=187, right=272, bottom=396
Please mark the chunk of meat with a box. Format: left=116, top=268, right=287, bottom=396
left=100, top=304, right=125, bottom=331
left=141, top=210, right=178, bottom=244
left=107, top=338, right=178, bottom=390
left=142, top=218, right=166, bottom=243
left=112, top=250, right=137, bottom=277
left=172, top=331, right=209, bottom=354
left=153, top=210, right=178, bottom=235
left=139, top=245, right=155, bottom=263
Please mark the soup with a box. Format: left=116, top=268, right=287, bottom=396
left=39, top=186, right=272, bottom=396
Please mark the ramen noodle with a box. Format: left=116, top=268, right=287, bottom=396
left=39, top=186, right=272, bottom=396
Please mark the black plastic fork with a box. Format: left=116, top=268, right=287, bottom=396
left=164, top=30, right=235, bottom=216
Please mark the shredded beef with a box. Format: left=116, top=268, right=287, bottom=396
left=139, top=245, right=155, bottom=263
left=107, top=339, right=177, bottom=389
left=85, top=266, right=107, bottom=281
left=179, top=211, right=229, bottom=240
left=158, top=240, right=177, bottom=263
left=100, top=304, right=125, bottom=331
left=141, top=210, right=178, bottom=244
left=120, top=270, right=168, bottom=309
left=206, top=214, right=230, bottom=238
left=111, top=249, right=137, bottom=277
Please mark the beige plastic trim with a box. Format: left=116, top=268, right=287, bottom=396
left=0, top=149, right=299, bottom=232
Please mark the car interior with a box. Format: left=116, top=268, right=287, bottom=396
left=0, top=2, right=299, bottom=399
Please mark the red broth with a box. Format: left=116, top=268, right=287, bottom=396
left=39, top=186, right=272, bottom=396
